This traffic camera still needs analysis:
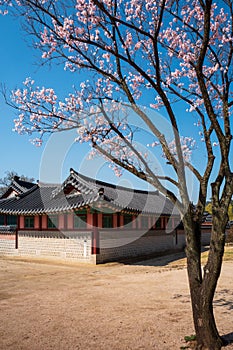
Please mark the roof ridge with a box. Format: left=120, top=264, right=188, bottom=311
left=38, top=182, right=60, bottom=187
left=17, top=178, right=35, bottom=186
left=15, top=183, right=39, bottom=199
left=71, top=169, right=159, bottom=195
left=12, top=177, right=35, bottom=191
left=10, top=179, right=26, bottom=193
left=50, top=170, right=97, bottom=199
left=71, top=169, right=98, bottom=192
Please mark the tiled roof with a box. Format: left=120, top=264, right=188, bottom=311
left=0, top=169, right=179, bottom=216
left=0, top=176, right=36, bottom=199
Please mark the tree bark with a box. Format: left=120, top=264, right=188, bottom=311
left=189, top=282, right=223, bottom=350
left=184, top=213, right=227, bottom=350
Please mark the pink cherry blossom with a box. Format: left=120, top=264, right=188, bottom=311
left=1, top=0, right=232, bottom=186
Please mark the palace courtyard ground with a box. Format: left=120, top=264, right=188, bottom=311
left=0, top=249, right=233, bottom=350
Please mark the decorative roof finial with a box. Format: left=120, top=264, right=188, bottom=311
left=98, top=187, right=104, bottom=199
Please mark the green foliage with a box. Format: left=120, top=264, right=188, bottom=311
left=205, top=202, right=212, bottom=214
left=180, top=335, right=197, bottom=349
left=184, top=334, right=196, bottom=342
left=228, top=203, right=233, bottom=221
left=205, top=202, right=233, bottom=220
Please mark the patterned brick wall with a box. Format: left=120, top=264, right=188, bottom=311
left=0, top=233, right=16, bottom=255
left=0, top=231, right=94, bottom=263
left=0, top=229, right=211, bottom=264
left=96, top=229, right=186, bottom=263
left=96, top=229, right=211, bottom=263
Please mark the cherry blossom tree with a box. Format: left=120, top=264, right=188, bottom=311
left=1, top=0, right=233, bottom=348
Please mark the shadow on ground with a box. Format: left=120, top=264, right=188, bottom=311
left=131, top=251, right=187, bottom=266
left=119, top=247, right=209, bottom=267
left=114, top=249, right=186, bottom=267
left=222, top=332, right=233, bottom=346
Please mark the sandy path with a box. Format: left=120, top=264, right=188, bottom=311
left=0, top=254, right=232, bottom=350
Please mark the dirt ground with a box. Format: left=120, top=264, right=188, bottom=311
left=0, top=252, right=233, bottom=350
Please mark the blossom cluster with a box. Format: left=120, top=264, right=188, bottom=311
left=167, top=137, right=196, bottom=162
left=1, top=0, right=232, bottom=171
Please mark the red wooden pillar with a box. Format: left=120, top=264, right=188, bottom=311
left=132, top=215, right=137, bottom=229
left=41, top=215, right=48, bottom=229
left=39, top=215, right=42, bottom=231
left=138, top=215, right=142, bottom=229
left=113, top=214, right=118, bottom=228
left=171, top=217, right=174, bottom=229
left=19, top=216, right=24, bottom=229
left=165, top=217, right=169, bottom=229
left=97, top=213, right=103, bottom=228
left=161, top=217, right=165, bottom=229
left=92, top=212, right=100, bottom=254
left=66, top=213, right=73, bottom=230
left=119, top=215, right=124, bottom=227
left=58, top=214, right=65, bottom=230
left=148, top=216, right=152, bottom=230
left=15, top=215, right=20, bottom=249
left=34, top=215, right=40, bottom=230
left=87, top=212, right=93, bottom=228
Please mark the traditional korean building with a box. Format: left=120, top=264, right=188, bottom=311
left=0, top=168, right=188, bottom=263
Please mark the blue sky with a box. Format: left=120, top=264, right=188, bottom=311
left=0, top=12, right=227, bottom=201
left=0, top=14, right=98, bottom=184
left=0, top=15, right=150, bottom=187
left=0, top=15, right=48, bottom=182
left=0, top=13, right=172, bottom=189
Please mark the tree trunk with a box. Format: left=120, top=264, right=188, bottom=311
left=184, top=212, right=227, bottom=350
left=188, top=281, right=223, bottom=350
